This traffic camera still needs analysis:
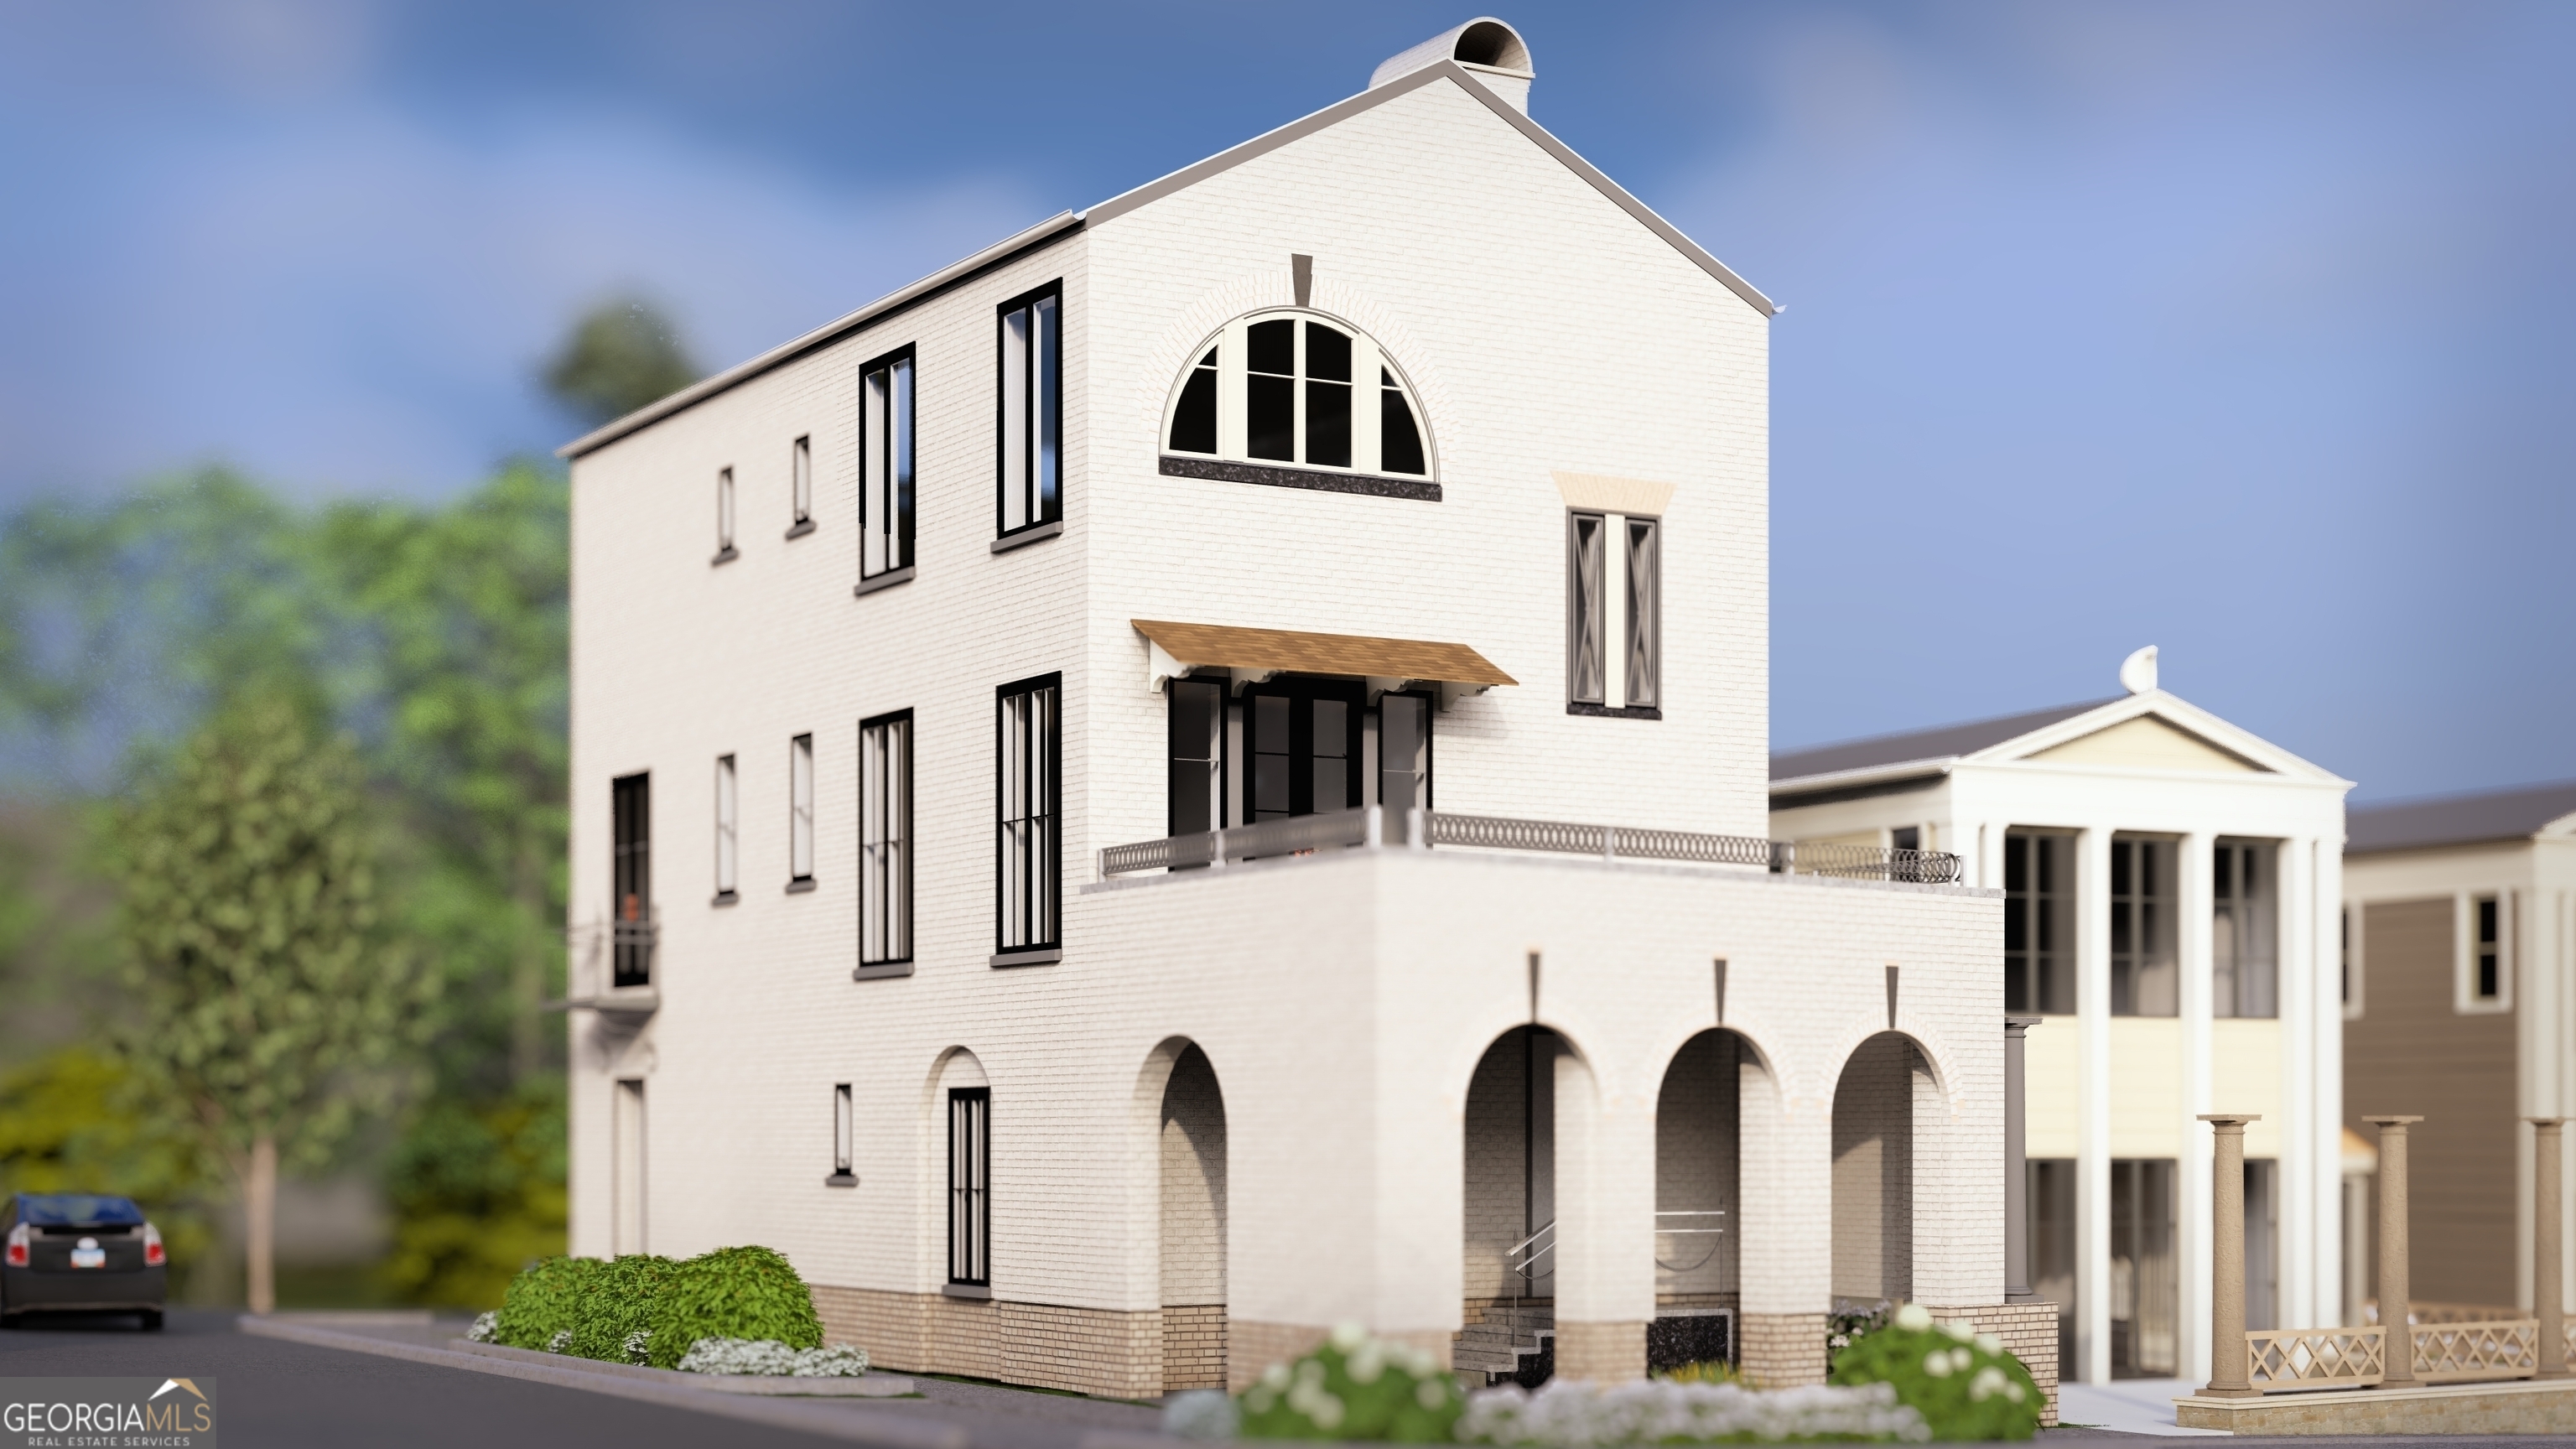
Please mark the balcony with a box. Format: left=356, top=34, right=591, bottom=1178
left=548, top=912, right=661, bottom=1019
left=1098, top=808, right=1963, bottom=884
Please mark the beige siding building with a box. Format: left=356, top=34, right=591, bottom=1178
left=559, top=18, right=2038, bottom=1402
left=1769, top=650, right=2350, bottom=1387
left=2341, top=781, right=2576, bottom=1317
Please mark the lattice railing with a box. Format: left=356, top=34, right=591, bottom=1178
left=2246, top=1327, right=2384, bottom=1389
left=2361, top=1298, right=2521, bottom=1326
left=2413, top=1320, right=2540, bottom=1383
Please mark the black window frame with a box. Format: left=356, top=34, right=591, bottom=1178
left=947, top=1086, right=990, bottom=1286
left=612, top=772, right=652, bottom=988
left=787, top=732, right=816, bottom=891
left=1166, top=678, right=1227, bottom=842
left=859, top=344, right=917, bottom=583
left=858, top=709, right=914, bottom=977
left=995, top=281, right=1064, bottom=542
left=1243, top=678, right=1365, bottom=822
left=995, top=673, right=1061, bottom=961
left=789, top=434, right=816, bottom=537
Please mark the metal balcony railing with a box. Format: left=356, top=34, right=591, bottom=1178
left=548, top=910, right=660, bottom=1017
left=1097, top=807, right=1965, bottom=884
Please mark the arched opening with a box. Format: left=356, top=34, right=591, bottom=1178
left=1157, top=1043, right=1228, bottom=1390
left=1652, top=1029, right=1746, bottom=1369
left=1459, top=1026, right=1563, bottom=1384
left=1451, top=19, right=1531, bottom=72
left=1830, top=1032, right=1929, bottom=1311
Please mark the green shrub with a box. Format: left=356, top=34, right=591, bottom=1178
left=491, top=1255, right=602, bottom=1350
left=641, top=1246, right=822, bottom=1369
left=564, top=1254, right=678, bottom=1363
left=1655, top=1358, right=1743, bottom=1385
left=1828, top=1304, right=2042, bottom=1441
left=1237, top=1324, right=1463, bottom=1441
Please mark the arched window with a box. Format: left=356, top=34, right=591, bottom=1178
left=1162, top=312, right=1431, bottom=480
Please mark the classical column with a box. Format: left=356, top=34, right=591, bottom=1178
left=2533, top=1119, right=2566, bottom=1379
left=2007, top=1017, right=2041, bottom=1302
left=2366, top=1115, right=2423, bottom=1385
left=2198, top=1114, right=2260, bottom=1397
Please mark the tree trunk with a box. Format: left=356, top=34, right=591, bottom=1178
left=246, top=1135, right=278, bottom=1315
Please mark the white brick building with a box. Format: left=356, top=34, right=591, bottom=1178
left=1769, top=648, right=2350, bottom=1388
left=559, top=18, right=2029, bottom=1399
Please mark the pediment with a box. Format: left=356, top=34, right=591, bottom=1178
left=2021, top=714, right=2270, bottom=774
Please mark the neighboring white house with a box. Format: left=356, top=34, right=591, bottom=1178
left=2340, top=780, right=2576, bottom=1317
left=558, top=18, right=2040, bottom=1401
left=1769, top=649, right=2350, bottom=1387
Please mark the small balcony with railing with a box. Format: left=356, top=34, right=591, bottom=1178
left=550, top=907, right=661, bottom=1020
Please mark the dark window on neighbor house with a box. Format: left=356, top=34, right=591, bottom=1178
left=613, top=772, right=651, bottom=988
left=860, top=712, right=911, bottom=967
left=861, top=348, right=914, bottom=578
left=789, top=734, right=815, bottom=886
left=997, top=283, right=1062, bottom=538
left=715, top=467, right=737, bottom=561
left=2475, top=895, right=2501, bottom=1000
left=1167, top=679, right=1224, bottom=839
left=1568, top=513, right=1607, bottom=705
left=2005, top=830, right=2075, bottom=1014
left=948, top=1088, right=989, bottom=1285
left=2213, top=840, right=2278, bottom=1019
left=2340, top=907, right=2351, bottom=1008
left=996, top=675, right=1059, bottom=952
left=2111, top=835, right=2178, bottom=1016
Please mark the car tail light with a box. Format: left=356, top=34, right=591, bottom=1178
left=142, top=1223, right=165, bottom=1266
left=3, top=1223, right=25, bottom=1267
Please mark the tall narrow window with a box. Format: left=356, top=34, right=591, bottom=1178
left=1568, top=513, right=1607, bottom=705
left=948, top=1087, right=990, bottom=1285
left=714, top=755, right=738, bottom=901
left=1379, top=693, right=1431, bottom=814
left=860, top=712, right=911, bottom=969
left=790, top=434, right=813, bottom=532
left=828, top=1083, right=855, bottom=1186
left=861, top=349, right=914, bottom=579
left=996, top=674, right=1059, bottom=954
left=788, top=734, right=815, bottom=888
left=997, top=283, right=1062, bottom=538
left=1167, top=679, right=1223, bottom=839
left=2111, top=835, right=2177, bottom=1016
left=612, top=773, right=651, bottom=988
left=2005, top=830, right=2075, bottom=1014
left=714, top=467, right=737, bottom=562
left=2212, top=840, right=2277, bottom=1019
left=2472, top=894, right=2503, bottom=1003
left=1624, top=517, right=1660, bottom=709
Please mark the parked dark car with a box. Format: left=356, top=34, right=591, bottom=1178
left=2, top=1193, right=166, bottom=1327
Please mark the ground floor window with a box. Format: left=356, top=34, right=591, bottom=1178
left=2110, top=1158, right=2178, bottom=1378
left=948, top=1088, right=989, bottom=1286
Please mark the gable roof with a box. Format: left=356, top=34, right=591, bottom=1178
left=563, top=61, right=1770, bottom=460
left=2347, top=779, right=2576, bottom=854
left=1771, top=700, right=2111, bottom=782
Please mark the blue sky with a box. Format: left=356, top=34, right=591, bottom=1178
left=3, top=1, right=2568, bottom=801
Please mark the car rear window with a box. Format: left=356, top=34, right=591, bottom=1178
left=18, top=1194, right=145, bottom=1228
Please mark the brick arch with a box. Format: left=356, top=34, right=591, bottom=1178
left=1131, top=1036, right=1228, bottom=1393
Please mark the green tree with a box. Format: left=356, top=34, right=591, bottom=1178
left=106, top=691, right=434, bottom=1311
left=544, top=297, right=701, bottom=427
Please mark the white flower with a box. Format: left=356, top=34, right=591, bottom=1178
left=1940, top=1319, right=1976, bottom=1343
left=1348, top=1341, right=1386, bottom=1384
left=466, top=1311, right=498, bottom=1343
left=1162, top=1389, right=1239, bottom=1440
left=1893, top=1303, right=1935, bottom=1332
left=622, top=1328, right=652, bottom=1363
left=1830, top=1334, right=1851, bottom=1348
left=673, top=1337, right=869, bottom=1377
left=1976, top=1332, right=2003, bottom=1355
left=1415, top=1378, right=1450, bottom=1410
left=1329, top=1321, right=1368, bottom=1353
left=1261, top=1362, right=1291, bottom=1390
left=2006, top=1381, right=2028, bottom=1402
left=1924, top=1348, right=1955, bottom=1378
left=1969, top=1365, right=2008, bottom=1401
left=545, top=1329, right=572, bottom=1354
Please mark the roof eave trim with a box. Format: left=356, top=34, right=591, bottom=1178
left=558, top=210, right=1085, bottom=460
left=1769, top=759, right=1957, bottom=797
left=1083, top=61, right=1775, bottom=318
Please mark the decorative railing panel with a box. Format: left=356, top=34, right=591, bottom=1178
left=1099, top=808, right=1966, bottom=884
left=2246, top=1327, right=2384, bottom=1390
left=2413, top=1320, right=2540, bottom=1384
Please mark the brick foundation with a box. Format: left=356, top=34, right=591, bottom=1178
left=1920, top=1302, right=2059, bottom=1427
left=1740, top=1311, right=1828, bottom=1388
left=1226, top=1322, right=1453, bottom=1393
left=810, top=1284, right=1164, bottom=1400
left=1162, top=1304, right=1228, bottom=1391
left=1554, top=1320, right=1646, bottom=1382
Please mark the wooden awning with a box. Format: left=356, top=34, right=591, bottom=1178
left=1133, top=619, right=1516, bottom=693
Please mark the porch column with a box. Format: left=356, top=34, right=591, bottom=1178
left=2075, top=826, right=2113, bottom=1384
left=1551, top=1049, right=1654, bottom=1381
left=2198, top=1114, right=2259, bottom=1397
left=2176, top=831, right=2215, bottom=1386
left=1738, top=1047, right=1831, bottom=1386
left=2007, top=1017, right=2040, bottom=1302
left=2533, top=1118, right=2566, bottom=1379
left=2366, top=1115, right=2422, bottom=1385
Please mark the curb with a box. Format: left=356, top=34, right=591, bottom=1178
left=449, top=1336, right=917, bottom=1396
left=237, top=1315, right=962, bottom=1448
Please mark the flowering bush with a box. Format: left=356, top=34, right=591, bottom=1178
left=466, top=1311, right=498, bottom=1343
left=676, top=1337, right=869, bottom=1377
left=1460, top=1379, right=1929, bottom=1445
left=1228, top=1324, right=1465, bottom=1441
left=1827, top=1304, right=2042, bottom=1441
left=643, top=1245, right=823, bottom=1370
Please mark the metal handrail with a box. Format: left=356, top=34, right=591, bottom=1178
left=1506, top=1220, right=1555, bottom=1280
left=1100, top=808, right=1963, bottom=884
left=1655, top=1208, right=1726, bottom=1274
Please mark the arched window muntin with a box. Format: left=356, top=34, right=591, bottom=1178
left=1161, top=309, right=1434, bottom=480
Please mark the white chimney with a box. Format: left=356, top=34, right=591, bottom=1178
left=1370, top=18, right=1535, bottom=115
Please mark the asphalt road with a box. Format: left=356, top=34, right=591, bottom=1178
left=0, top=1308, right=862, bottom=1448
